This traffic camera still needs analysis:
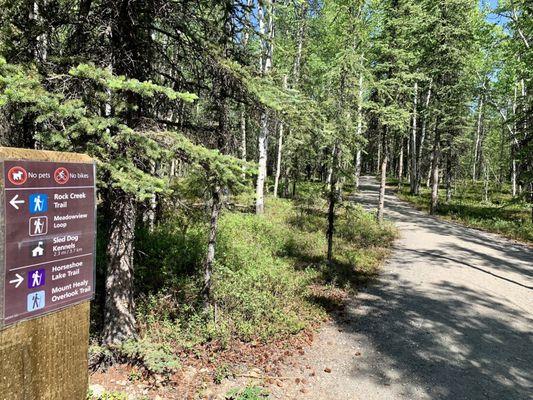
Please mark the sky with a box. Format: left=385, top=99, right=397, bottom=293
left=481, top=0, right=510, bottom=26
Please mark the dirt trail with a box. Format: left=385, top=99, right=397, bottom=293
left=271, top=176, right=533, bottom=400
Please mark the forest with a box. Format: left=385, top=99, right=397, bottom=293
left=0, top=0, right=531, bottom=398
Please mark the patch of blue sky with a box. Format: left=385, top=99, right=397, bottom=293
left=480, top=0, right=510, bottom=26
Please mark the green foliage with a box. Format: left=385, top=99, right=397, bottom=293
left=135, top=199, right=320, bottom=347
left=397, top=181, right=533, bottom=243
left=148, top=130, right=255, bottom=193
left=118, top=339, right=181, bottom=375
left=214, top=363, right=232, bottom=384
left=0, top=59, right=250, bottom=201
left=225, top=386, right=269, bottom=400
left=213, top=209, right=316, bottom=341
left=131, top=195, right=395, bottom=363
left=70, top=64, right=198, bottom=103
left=337, top=204, right=397, bottom=247
left=218, top=58, right=322, bottom=133
left=135, top=222, right=206, bottom=293
left=87, top=390, right=128, bottom=400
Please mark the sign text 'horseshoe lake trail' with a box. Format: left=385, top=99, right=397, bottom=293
left=2, top=160, right=96, bottom=327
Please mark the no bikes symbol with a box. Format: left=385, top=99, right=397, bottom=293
left=7, top=166, right=70, bottom=185
left=54, top=167, right=70, bottom=185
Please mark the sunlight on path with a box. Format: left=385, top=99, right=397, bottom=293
left=276, top=176, right=533, bottom=400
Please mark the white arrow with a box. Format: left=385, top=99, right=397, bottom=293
left=9, top=273, right=24, bottom=288
left=9, top=195, right=25, bottom=210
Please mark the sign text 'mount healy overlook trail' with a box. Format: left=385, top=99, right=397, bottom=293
left=0, top=0, right=531, bottom=398
left=2, top=160, right=96, bottom=327
left=0, top=148, right=96, bottom=400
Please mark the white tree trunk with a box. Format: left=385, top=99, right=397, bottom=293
left=512, top=159, right=517, bottom=197
left=355, top=149, right=362, bottom=190
left=273, top=121, right=284, bottom=197
left=239, top=0, right=250, bottom=168
left=326, top=145, right=336, bottom=191
left=255, top=0, right=273, bottom=214
left=377, top=135, right=381, bottom=174
left=256, top=112, right=269, bottom=214
left=354, top=69, right=364, bottom=191
left=204, top=186, right=222, bottom=308
left=240, top=109, right=247, bottom=161
left=258, top=1, right=265, bottom=71
left=473, top=95, right=484, bottom=181
left=377, top=154, right=388, bottom=223
left=147, top=163, right=157, bottom=232
left=31, top=2, right=48, bottom=63
left=398, top=140, right=404, bottom=187
left=410, top=82, right=418, bottom=193
left=521, top=78, right=527, bottom=133
left=417, top=81, right=432, bottom=193
left=430, top=128, right=441, bottom=215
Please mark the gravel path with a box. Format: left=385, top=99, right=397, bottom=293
left=273, top=176, right=533, bottom=400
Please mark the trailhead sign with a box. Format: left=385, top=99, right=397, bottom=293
left=1, top=159, right=96, bottom=327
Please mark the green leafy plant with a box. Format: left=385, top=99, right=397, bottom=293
left=87, top=390, right=128, bottom=400
left=225, top=386, right=269, bottom=400
left=119, top=340, right=181, bottom=375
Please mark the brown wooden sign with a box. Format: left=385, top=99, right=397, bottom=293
left=0, top=148, right=93, bottom=400
left=1, top=159, right=96, bottom=327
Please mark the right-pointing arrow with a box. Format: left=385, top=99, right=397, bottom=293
left=9, top=273, right=24, bottom=288
left=9, top=194, right=25, bottom=210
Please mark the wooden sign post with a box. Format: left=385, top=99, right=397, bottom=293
left=0, top=147, right=96, bottom=400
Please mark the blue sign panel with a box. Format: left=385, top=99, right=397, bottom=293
left=29, top=193, right=48, bottom=214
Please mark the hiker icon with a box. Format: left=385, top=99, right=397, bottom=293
left=29, top=194, right=48, bottom=214
left=29, top=216, right=48, bottom=236
left=27, top=290, right=45, bottom=312
left=28, top=269, right=46, bottom=289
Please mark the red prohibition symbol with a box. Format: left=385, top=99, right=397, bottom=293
left=7, top=166, right=28, bottom=185
left=54, top=167, right=70, bottom=185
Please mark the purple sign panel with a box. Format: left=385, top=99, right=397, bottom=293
left=2, top=160, right=96, bottom=327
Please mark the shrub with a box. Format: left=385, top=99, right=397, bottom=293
left=128, top=195, right=395, bottom=368
left=119, top=339, right=181, bottom=375
left=213, top=209, right=318, bottom=341
left=337, top=204, right=397, bottom=247
left=87, top=390, right=128, bottom=400
left=225, top=386, right=269, bottom=400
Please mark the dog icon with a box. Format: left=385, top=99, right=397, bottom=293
left=7, top=166, right=28, bottom=185
left=12, top=171, right=23, bottom=181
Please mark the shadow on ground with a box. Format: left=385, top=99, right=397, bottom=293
left=328, top=177, right=533, bottom=399
left=354, top=180, right=533, bottom=282
left=336, top=276, right=533, bottom=399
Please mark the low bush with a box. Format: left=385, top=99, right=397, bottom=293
left=395, top=181, right=533, bottom=244
left=225, top=386, right=269, bottom=400
left=119, top=194, right=396, bottom=375
left=87, top=390, right=129, bottom=400
left=337, top=204, right=396, bottom=247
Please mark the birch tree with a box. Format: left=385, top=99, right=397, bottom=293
left=255, top=0, right=274, bottom=214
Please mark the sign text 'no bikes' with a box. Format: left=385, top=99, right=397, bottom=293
left=2, top=160, right=96, bottom=326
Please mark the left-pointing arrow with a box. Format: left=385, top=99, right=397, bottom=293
left=9, top=194, right=25, bottom=210
left=9, top=273, right=24, bottom=288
